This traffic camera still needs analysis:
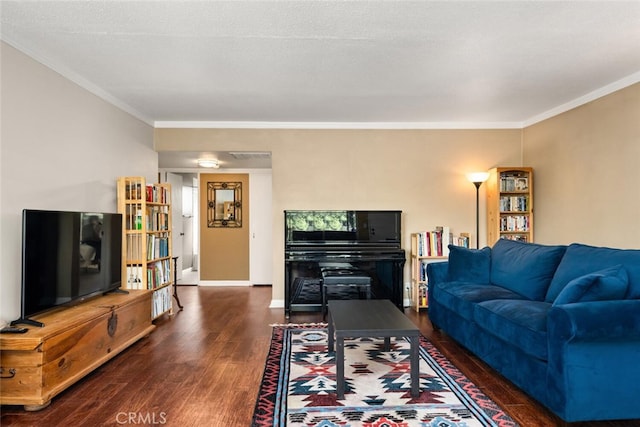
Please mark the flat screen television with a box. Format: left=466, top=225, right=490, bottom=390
left=13, top=209, right=123, bottom=327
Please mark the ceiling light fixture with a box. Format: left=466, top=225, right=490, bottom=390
left=197, top=159, right=219, bottom=168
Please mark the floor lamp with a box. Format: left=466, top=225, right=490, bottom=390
left=467, top=172, right=490, bottom=249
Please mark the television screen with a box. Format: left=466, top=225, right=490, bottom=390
left=20, top=209, right=122, bottom=320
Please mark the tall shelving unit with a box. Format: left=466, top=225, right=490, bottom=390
left=486, top=167, right=534, bottom=246
left=117, top=177, right=173, bottom=319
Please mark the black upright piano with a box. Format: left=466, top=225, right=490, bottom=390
left=284, top=210, right=406, bottom=318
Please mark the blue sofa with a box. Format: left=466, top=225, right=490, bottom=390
left=426, top=239, right=640, bottom=422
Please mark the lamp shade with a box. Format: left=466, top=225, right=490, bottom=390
left=467, top=172, right=490, bottom=184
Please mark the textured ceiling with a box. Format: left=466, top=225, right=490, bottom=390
left=1, top=1, right=640, bottom=129
left=157, top=150, right=272, bottom=170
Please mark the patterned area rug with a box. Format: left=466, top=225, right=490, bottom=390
left=252, top=324, right=518, bottom=427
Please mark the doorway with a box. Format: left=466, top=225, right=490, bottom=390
left=160, top=169, right=272, bottom=286
left=162, top=172, right=199, bottom=285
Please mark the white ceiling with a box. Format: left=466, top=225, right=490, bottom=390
left=2, top=1, right=639, bottom=131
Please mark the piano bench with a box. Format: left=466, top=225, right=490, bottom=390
left=321, top=270, right=372, bottom=316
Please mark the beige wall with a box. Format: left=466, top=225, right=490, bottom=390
left=0, top=42, right=157, bottom=323
left=199, top=173, right=250, bottom=282
left=3, top=39, right=635, bottom=318
left=156, top=128, right=523, bottom=305
left=523, top=83, right=640, bottom=248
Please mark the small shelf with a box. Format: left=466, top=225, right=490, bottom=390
left=410, top=232, right=461, bottom=312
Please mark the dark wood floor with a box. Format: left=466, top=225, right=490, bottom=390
left=2, top=286, right=638, bottom=426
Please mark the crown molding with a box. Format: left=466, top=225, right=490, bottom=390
left=154, top=73, right=640, bottom=130
left=158, top=167, right=270, bottom=174
left=1, top=37, right=154, bottom=126
left=523, top=71, right=640, bottom=127
left=152, top=72, right=640, bottom=130
left=153, top=120, right=524, bottom=130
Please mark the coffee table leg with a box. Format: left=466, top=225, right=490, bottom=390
left=328, top=310, right=334, bottom=352
left=384, top=337, right=391, bottom=351
left=410, top=335, right=419, bottom=397
left=336, top=336, right=345, bottom=399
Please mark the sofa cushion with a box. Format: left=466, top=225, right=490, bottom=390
left=546, top=243, right=640, bottom=302
left=474, top=299, right=552, bottom=361
left=433, top=281, right=523, bottom=321
left=491, top=239, right=567, bottom=301
left=447, top=245, right=491, bottom=284
left=553, top=265, right=629, bottom=305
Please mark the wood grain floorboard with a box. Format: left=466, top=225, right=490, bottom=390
left=1, top=286, right=638, bottom=426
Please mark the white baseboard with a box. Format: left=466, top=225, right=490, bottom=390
left=269, top=299, right=285, bottom=308
left=198, top=280, right=252, bottom=287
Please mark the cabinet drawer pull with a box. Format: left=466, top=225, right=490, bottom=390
left=107, top=312, right=118, bottom=337
left=1, top=368, right=16, bottom=379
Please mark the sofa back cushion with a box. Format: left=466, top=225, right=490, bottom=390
left=552, top=265, right=629, bottom=305
left=490, top=239, right=567, bottom=301
left=447, top=245, right=491, bottom=284
left=546, top=243, right=640, bottom=301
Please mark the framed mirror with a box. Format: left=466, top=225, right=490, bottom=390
left=207, top=182, right=242, bottom=227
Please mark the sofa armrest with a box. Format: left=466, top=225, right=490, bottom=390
left=426, top=261, right=448, bottom=286
left=426, top=261, right=448, bottom=329
left=548, top=299, right=640, bottom=342
left=546, top=299, right=640, bottom=420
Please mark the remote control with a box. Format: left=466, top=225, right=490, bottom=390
left=0, top=326, right=29, bottom=334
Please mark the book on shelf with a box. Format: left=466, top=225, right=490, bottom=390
left=499, top=195, right=528, bottom=212
left=146, top=259, right=171, bottom=289
left=125, top=181, right=143, bottom=200
left=123, top=205, right=141, bottom=230
left=145, top=184, right=169, bottom=204
left=416, top=226, right=469, bottom=257
left=145, top=205, right=169, bottom=231
left=152, top=286, right=171, bottom=318
left=419, top=283, right=428, bottom=307
left=500, top=215, right=530, bottom=232
left=146, top=235, right=169, bottom=260
left=501, top=234, right=529, bottom=242
left=126, top=260, right=171, bottom=290
left=125, top=234, right=143, bottom=260
left=126, top=265, right=144, bottom=289
left=451, top=232, right=470, bottom=248
left=420, top=262, right=428, bottom=282
left=500, top=172, right=529, bottom=192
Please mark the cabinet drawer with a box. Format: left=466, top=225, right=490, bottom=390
left=1, top=351, right=43, bottom=404
left=41, top=294, right=152, bottom=398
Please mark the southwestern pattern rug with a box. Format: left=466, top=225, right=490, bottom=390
left=252, top=324, right=518, bottom=427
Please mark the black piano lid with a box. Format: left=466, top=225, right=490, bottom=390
left=284, top=210, right=401, bottom=247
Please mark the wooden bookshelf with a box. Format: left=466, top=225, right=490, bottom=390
left=117, top=177, right=173, bottom=319
left=410, top=230, right=467, bottom=312
left=486, top=167, right=534, bottom=246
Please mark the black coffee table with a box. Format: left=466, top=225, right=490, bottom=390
left=327, top=299, right=420, bottom=399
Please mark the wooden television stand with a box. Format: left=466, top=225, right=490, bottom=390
left=0, top=290, right=155, bottom=410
